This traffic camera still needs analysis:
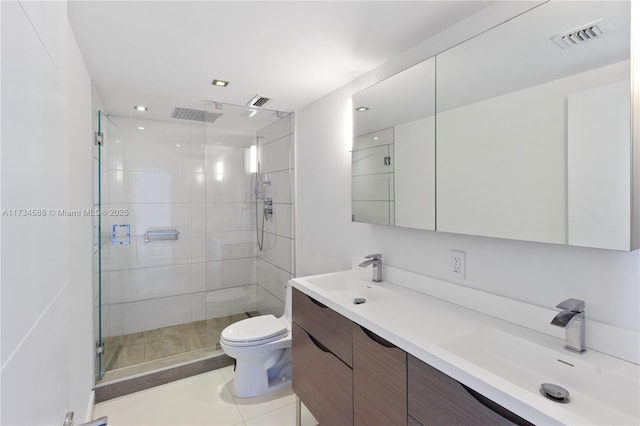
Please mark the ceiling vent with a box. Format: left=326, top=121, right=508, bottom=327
left=247, top=95, right=272, bottom=108
left=551, top=19, right=614, bottom=49
left=171, top=107, right=222, bottom=123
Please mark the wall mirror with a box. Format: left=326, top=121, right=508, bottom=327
left=436, top=1, right=631, bottom=249
left=352, top=1, right=633, bottom=250
left=352, top=57, right=436, bottom=229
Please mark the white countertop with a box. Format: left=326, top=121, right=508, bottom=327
left=291, top=268, right=640, bottom=426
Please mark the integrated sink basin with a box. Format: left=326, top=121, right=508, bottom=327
left=442, top=326, right=640, bottom=424
left=300, top=271, right=396, bottom=306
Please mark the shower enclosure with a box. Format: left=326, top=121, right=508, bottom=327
left=93, top=100, right=295, bottom=382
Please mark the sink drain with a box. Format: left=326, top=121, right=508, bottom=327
left=540, top=383, right=570, bottom=403
left=353, top=298, right=366, bottom=305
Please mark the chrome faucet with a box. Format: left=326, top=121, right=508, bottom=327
left=358, top=254, right=383, bottom=282
left=551, top=298, right=586, bottom=354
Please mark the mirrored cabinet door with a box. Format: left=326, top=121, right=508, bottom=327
left=352, top=129, right=395, bottom=225
left=435, top=1, right=631, bottom=249
left=352, top=57, right=436, bottom=230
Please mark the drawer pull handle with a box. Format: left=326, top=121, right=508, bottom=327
left=307, top=331, right=332, bottom=353
left=308, top=296, right=328, bottom=309
left=360, top=326, right=395, bottom=348
left=462, top=384, right=533, bottom=426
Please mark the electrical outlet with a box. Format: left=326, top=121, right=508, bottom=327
left=449, top=250, right=465, bottom=279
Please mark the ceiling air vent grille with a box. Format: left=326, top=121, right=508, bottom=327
left=171, top=107, right=222, bottom=123
left=551, top=19, right=613, bottom=49
left=247, top=95, right=272, bottom=108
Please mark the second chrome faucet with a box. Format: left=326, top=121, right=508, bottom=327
left=551, top=298, right=586, bottom=354
left=358, top=253, right=383, bottom=282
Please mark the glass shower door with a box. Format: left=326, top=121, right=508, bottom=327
left=94, top=109, right=125, bottom=380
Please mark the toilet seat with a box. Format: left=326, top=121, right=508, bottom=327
left=221, top=314, right=288, bottom=347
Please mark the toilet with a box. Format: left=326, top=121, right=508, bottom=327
left=220, top=283, right=293, bottom=398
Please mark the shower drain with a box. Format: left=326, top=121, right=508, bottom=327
left=540, top=383, right=570, bottom=403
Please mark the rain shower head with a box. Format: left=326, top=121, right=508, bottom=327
left=171, top=107, right=222, bottom=123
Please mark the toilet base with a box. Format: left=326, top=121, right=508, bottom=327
left=231, top=348, right=292, bottom=398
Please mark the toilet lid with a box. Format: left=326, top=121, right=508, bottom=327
left=221, top=315, right=288, bottom=345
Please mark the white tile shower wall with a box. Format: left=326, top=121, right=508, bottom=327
left=257, top=286, right=286, bottom=318
left=256, top=115, right=295, bottom=315
left=205, top=284, right=258, bottom=318
left=257, top=259, right=292, bottom=302
left=1, top=1, right=94, bottom=423
left=258, top=233, right=293, bottom=274
left=295, top=1, right=640, bottom=357
left=123, top=294, right=192, bottom=335
left=258, top=203, right=293, bottom=239
left=204, top=133, right=259, bottom=321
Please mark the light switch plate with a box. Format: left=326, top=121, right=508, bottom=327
left=449, top=250, right=465, bottom=279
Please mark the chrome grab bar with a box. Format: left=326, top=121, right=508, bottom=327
left=144, top=228, right=180, bottom=242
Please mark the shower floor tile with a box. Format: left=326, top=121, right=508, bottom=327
left=101, top=312, right=258, bottom=383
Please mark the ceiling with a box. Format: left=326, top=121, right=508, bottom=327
left=68, top=1, right=490, bottom=126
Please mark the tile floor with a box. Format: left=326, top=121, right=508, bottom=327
left=101, top=313, right=254, bottom=383
left=93, top=365, right=318, bottom=426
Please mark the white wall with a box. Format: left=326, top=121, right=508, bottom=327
left=296, top=0, right=639, bottom=348
left=67, top=17, right=94, bottom=423
left=0, top=1, right=94, bottom=423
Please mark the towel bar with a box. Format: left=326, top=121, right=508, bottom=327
left=144, top=228, right=180, bottom=242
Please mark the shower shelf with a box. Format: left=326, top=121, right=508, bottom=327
left=144, top=228, right=180, bottom=242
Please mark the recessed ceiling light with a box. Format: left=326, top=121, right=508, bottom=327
left=137, top=126, right=144, bottom=130
left=114, top=140, right=121, bottom=144
left=176, top=144, right=181, bottom=147
left=373, top=137, right=379, bottom=140
left=134, top=105, right=148, bottom=111
left=211, top=79, right=229, bottom=87
left=355, top=107, right=369, bottom=112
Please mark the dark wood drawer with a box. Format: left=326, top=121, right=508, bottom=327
left=292, top=287, right=353, bottom=366
left=292, top=323, right=353, bottom=426
left=408, top=355, right=533, bottom=426
left=353, top=324, right=407, bottom=426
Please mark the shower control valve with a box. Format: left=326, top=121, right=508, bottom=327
left=264, top=198, right=273, bottom=220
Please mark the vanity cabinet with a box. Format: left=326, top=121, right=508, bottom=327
left=292, top=288, right=531, bottom=426
left=292, top=324, right=353, bottom=425
left=292, top=287, right=352, bottom=365
left=353, top=323, right=407, bottom=426
left=407, top=355, right=532, bottom=426
left=292, top=288, right=353, bottom=425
